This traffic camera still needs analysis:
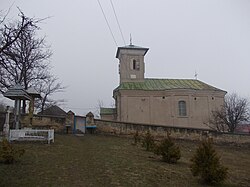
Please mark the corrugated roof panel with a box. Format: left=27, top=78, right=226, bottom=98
left=100, top=108, right=116, bottom=115
left=115, top=79, right=225, bottom=92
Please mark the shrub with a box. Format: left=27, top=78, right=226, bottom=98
left=190, top=138, right=228, bottom=185
left=133, top=131, right=141, bottom=145
left=154, top=135, right=181, bottom=163
left=141, top=130, right=155, bottom=151
left=0, top=139, right=25, bottom=164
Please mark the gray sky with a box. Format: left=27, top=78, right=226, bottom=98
left=1, top=0, right=250, bottom=115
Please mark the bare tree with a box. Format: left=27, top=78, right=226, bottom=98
left=208, top=93, right=250, bottom=132
left=35, top=76, right=65, bottom=113
left=0, top=9, right=64, bottom=113
left=0, top=8, right=35, bottom=54
left=0, top=11, right=51, bottom=92
left=95, top=100, right=104, bottom=118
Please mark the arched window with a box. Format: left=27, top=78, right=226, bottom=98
left=178, top=100, right=187, bottom=116
left=133, top=59, right=137, bottom=70
left=131, top=59, right=140, bottom=70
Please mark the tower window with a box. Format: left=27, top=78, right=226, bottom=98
left=131, top=59, right=140, bottom=70
left=178, top=100, right=187, bottom=116
left=133, top=59, right=136, bottom=70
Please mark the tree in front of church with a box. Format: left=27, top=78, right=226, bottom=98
left=208, top=93, right=249, bottom=132
left=141, top=130, right=155, bottom=151
left=190, top=138, right=228, bottom=185
left=154, top=134, right=181, bottom=164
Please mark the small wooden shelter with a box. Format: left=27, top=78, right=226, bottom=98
left=3, top=84, right=31, bottom=129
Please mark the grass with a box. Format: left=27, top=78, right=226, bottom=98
left=0, top=134, right=250, bottom=187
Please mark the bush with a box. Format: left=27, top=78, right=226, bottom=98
left=190, top=138, right=228, bottom=185
left=154, top=135, right=181, bottom=163
left=0, top=138, right=25, bottom=164
left=141, top=130, right=155, bottom=151
left=133, top=131, right=141, bottom=145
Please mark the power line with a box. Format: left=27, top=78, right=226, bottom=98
left=110, top=0, right=126, bottom=46
left=63, top=106, right=97, bottom=110
left=97, top=0, right=118, bottom=47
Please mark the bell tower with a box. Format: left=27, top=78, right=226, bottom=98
left=116, top=44, right=149, bottom=83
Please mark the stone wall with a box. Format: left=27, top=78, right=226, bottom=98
left=0, top=111, right=75, bottom=133
left=0, top=112, right=68, bottom=132
left=95, top=119, right=250, bottom=145
left=21, top=114, right=67, bottom=133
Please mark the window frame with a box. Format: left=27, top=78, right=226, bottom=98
left=178, top=100, right=187, bottom=117
left=131, top=59, right=140, bottom=70
left=132, top=59, right=137, bottom=70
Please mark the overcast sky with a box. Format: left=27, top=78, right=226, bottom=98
left=1, top=0, right=250, bottom=115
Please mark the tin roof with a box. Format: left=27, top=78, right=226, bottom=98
left=114, top=79, right=226, bottom=92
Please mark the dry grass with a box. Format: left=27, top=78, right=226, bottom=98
left=0, top=134, right=249, bottom=187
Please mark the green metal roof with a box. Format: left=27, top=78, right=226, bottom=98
left=100, top=108, right=116, bottom=115
left=114, top=79, right=225, bottom=92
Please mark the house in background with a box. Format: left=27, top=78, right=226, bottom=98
left=235, top=124, right=250, bottom=134
left=37, top=105, right=67, bottom=117
left=101, top=44, right=227, bottom=129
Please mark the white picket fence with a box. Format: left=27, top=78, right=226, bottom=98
left=9, top=129, right=54, bottom=144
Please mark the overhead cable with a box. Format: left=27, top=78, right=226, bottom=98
left=97, top=0, right=118, bottom=47
left=110, top=0, right=126, bottom=45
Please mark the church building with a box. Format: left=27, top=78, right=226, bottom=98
left=100, top=44, right=226, bottom=129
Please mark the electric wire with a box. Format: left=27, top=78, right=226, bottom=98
left=110, top=0, right=126, bottom=46
left=97, top=0, right=118, bottom=47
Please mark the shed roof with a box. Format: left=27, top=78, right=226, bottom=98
left=114, top=79, right=226, bottom=92
left=86, top=112, right=94, bottom=117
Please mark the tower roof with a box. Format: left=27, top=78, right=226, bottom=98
left=116, top=44, right=149, bottom=58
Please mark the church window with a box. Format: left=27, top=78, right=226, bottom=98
left=178, top=100, right=187, bottom=116
left=133, top=59, right=136, bottom=70
left=131, top=59, right=140, bottom=70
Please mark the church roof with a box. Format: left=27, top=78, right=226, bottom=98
left=114, top=79, right=226, bottom=92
